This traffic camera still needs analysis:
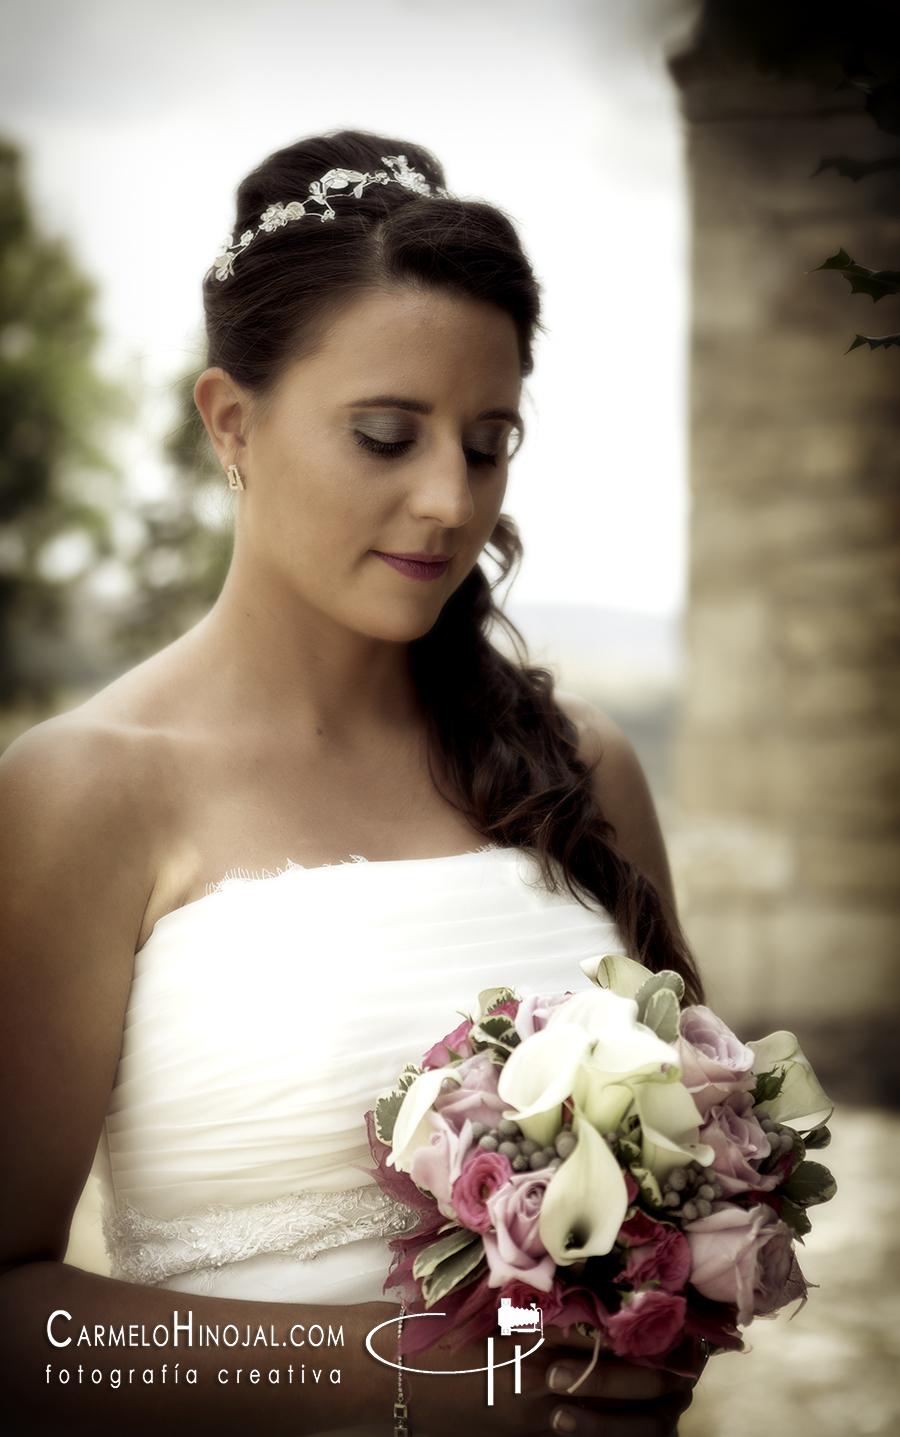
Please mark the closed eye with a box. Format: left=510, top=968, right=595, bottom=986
left=464, top=448, right=498, bottom=469
left=355, top=432, right=414, bottom=458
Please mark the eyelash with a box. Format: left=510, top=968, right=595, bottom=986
left=354, top=432, right=499, bottom=468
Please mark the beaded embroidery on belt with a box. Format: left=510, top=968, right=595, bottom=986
left=102, top=1186, right=418, bottom=1287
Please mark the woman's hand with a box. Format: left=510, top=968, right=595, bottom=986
left=401, top=1327, right=701, bottom=1436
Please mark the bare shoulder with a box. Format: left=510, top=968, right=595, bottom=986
left=554, top=688, right=675, bottom=909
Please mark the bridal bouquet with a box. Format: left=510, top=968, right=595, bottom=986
left=365, top=955, right=836, bottom=1375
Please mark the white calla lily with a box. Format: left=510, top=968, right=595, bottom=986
left=548, top=987, right=680, bottom=1073
left=631, top=1078, right=714, bottom=1179
left=389, top=1068, right=460, bottom=1171
left=748, top=1031, right=833, bottom=1127
left=497, top=1024, right=592, bottom=1145
left=579, top=952, right=651, bottom=999
left=539, top=1114, right=629, bottom=1264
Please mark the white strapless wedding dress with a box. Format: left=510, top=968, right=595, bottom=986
left=96, top=847, right=621, bottom=1430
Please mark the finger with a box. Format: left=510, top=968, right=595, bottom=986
left=550, top=1394, right=688, bottom=1437
left=546, top=1359, right=691, bottom=1402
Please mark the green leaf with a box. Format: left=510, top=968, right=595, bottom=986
left=812, top=249, right=900, bottom=303
left=634, top=969, right=685, bottom=1016
left=421, top=1241, right=486, bottom=1307
left=846, top=332, right=900, bottom=352
left=478, top=987, right=516, bottom=1017
left=639, top=988, right=681, bottom=1044
left=412, top=1227, right=478, bottom=1281
left=398, top=1063, right=423, bottom=1092
left=801, top=1125, right=832, bottom=1150
left=777, top=1196, right=812, bottom=1238
left=752, top=1068, right=786, bottom=1105
left=781, top=1161, right=837, bottom=1209
left=629, top=1165, right=663, bottom=1209
left=374, top=1089, right=406, bottom=1147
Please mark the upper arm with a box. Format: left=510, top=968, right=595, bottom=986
left=554, top=690, right=676, bottom=915
left=0, top=719, right=156, bottom=1268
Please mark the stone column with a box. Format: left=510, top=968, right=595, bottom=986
left=669, top=57, right=900, bottom=1102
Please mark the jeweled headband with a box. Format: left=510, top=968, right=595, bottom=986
left=211, top=154, right=449, bottom=282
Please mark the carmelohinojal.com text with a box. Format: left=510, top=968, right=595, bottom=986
left=44, top=1309, right=344, bottom=1389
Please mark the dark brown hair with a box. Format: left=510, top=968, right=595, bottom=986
left=204, top=131, right=703, bottom=1004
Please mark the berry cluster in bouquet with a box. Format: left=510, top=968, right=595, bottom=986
left=365, top=954, right=836, bottom=1379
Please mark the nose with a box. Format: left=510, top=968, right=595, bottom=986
left=407, top=443, right=475, bottom=529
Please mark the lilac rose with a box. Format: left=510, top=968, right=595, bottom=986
left=409, top=1113, right=474, bottom=1219
left=483, top=1170, right=557, bottom=1292
left=514, top=992, right=573, bottom=1040
left=433, top=1050, right=507, bottom=1134
left=677, top=1006, right=756, bottom=1116
left=700, top=1091, right=779, bottom=1197
left=684, top=1201, right=795, bottom=1325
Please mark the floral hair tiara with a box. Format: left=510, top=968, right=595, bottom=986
left=211, top=154, right=449, bottom=282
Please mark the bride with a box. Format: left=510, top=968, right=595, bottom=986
left=0, top=132, right=703, bottom=1435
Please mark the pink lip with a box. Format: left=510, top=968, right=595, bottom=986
left=373, top=550, right=452, bottom=581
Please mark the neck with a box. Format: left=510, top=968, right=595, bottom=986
left=184, top=556, right=421, bottom=738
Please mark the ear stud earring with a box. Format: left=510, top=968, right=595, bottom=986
left=227, top=464, right=245, bottom=491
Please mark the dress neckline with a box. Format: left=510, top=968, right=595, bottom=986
left=139, top=845, right=507, bottom=952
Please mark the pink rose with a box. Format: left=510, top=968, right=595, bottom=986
left=515, top=992, right=572, bottom=1040
left=451, top=1151, right=513, bottom=1233
left=621, top=1223, right=691, bottom=1293
left=677, top=1007, right=755, bottom=1116
left=423, top=1018, right=473, bottom=1070
left=409, top=1113, right=473, bottom=1219
left=684, top=1201, right=794, bottom=1325
left=700, top=1091, right=779, bottom=1198
left=434, top=1050, right=507, bottom=1134
left=607, top=1290, right=687, bottom=1359
left=483, top=1170, right=557, bottom=1292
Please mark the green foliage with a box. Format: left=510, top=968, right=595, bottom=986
left=752, top=1068, right=786, bottom=1105
left=777, top=1195, right=812, bottom=1238
left=801, top=1124, right=832, bottom=1149
left=413, top=1228, right=485, bottom=1307
left=0, top=138, right=121, bottom=702
left=373, top=1063, right=423, bottom=1146
left=780, top=1159, right=838, bottom=1208
left=634, top=970, right=684, bottom=1043
left=813, top=249, right=900, bottom=303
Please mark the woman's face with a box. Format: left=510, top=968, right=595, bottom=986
left=232, top=287, right=523, bottom=643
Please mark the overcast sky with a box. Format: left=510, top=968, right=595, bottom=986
left=1, top=0, right=696, bottom=616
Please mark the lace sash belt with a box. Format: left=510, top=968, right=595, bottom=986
left=103, top=1187, right=417, bottom=1288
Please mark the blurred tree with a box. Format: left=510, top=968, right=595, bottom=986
left=0, top=137, right=121, bottom=703
left=114, top=367, right=233, bottom=661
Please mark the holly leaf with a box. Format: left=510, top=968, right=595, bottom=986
left=812, top=156, right=900, bottom=183
left=813, top=249, right=900, bottom=302
left=781, top=1161, right=837, bottom=1209
left=846, top=332, right=900, bottom=352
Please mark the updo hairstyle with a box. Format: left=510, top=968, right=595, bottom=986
left=203, top=131, right=702, bottom=1004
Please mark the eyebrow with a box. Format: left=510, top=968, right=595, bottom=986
left=346, top=396, right=522, bottom=428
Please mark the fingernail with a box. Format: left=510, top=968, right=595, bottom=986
left=548, top=1362, right=576, bottom=1392
left=552, top=1411, right=578, bottom=1435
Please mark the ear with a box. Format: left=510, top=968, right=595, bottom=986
left=193, top=368, right=250, bottom=469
